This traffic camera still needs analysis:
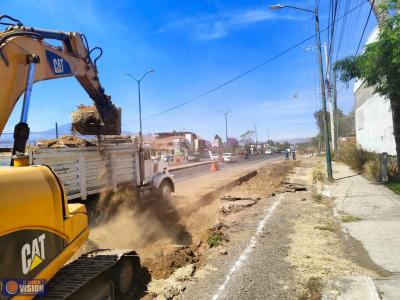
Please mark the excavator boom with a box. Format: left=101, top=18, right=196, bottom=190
left=0, top=18, right=121, bottom=136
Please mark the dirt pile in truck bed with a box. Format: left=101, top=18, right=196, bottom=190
left=37, top=135, right=95, bottom=148
left=71, top=105, right=101, bottom=134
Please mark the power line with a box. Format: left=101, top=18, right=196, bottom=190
left=355, top=0, right=375, bottom=56
left=335, top=0, right=351, bottom=61
left=124, top=1, right=368, bottom=125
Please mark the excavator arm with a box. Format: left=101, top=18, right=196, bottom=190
left=0, top=16, right=121, bottom=139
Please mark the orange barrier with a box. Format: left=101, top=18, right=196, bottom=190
left=210, top=161, right=219, bottom=172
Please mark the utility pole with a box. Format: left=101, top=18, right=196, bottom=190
left=323, top=42, right=336, bottom=154
left=270, top=2, right=332, bottom=180
left=333, top=70, right=338, bottom=152
left=316, top=10, right=333, bottom=180
left=220, top=110, right=231, bottom=145
left=254, top=124, right=258, bottom=145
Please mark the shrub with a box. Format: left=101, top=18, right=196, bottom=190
left=312, top=163, right=326, bottom=182
left=337, top=143, right=384, bottom=181
left=207, top=233, right=221, bottom=248
left=298, top=276, right=323, bottom=300
left=337, top=143, right=368, bottom=173
left=364, top=156, right=381, bottom=181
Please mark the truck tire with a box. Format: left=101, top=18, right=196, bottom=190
left=158, top=180, right=172, bottom=201
left=112, top=256, right=142, bottom=297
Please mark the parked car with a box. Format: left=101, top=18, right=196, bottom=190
left=208, top=151, right=220, bottom=161
left=187, top=153, right=200, bottom=162
left=265, top=149, right=273, bottom=154
left=161, top=154, right=174, bottom=162
left=222, top=153, right=238, bottom=162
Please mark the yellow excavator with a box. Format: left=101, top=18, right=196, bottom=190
left=0, top=15, right=146, bottom=299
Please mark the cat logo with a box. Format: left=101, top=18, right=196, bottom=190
left=45, top=50, right=72, bottom=75
left=21, top=234, right=45, bottom=275
left=53, top=58, right=64, bottom=74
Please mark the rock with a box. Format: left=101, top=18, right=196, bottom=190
left=155, top=294, right=168, bottom=300
left=219, top=246, right=228, bottom=255
left=175, top=264, right=196, bottom=281
left=213, top=222, right=224, bottom=230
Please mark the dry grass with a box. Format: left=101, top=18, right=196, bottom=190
left=297, top=276, right=324, bottom=300
left=312, top=194, right=323, bottom=203
left=312, top=162, right=326, bottom=183
left=341, top=215, right=362, bottom=223
left=286, top=199, right=373, bottom=286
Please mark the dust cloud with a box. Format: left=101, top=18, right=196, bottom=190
left=89, top=184, right=192, bottom=250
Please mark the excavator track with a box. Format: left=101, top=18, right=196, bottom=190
left=39, top=249, right=145, bottom=300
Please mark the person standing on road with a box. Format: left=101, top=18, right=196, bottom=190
left=285, top=150, right=289, bottom=161
left=219, top=155, right=225, bottom=170
left=292, top=148, right=296, bottom=160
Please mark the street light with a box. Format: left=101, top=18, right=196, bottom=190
left=124, top=69, right=155, bottom=185
left=124, top=69, right=155, bottom=146
left=220, top=110, right=231, bottom=145
left=270, top=3, right=333, bottom=181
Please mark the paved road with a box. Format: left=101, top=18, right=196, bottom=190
left=171, top=154, right=283, bottom=182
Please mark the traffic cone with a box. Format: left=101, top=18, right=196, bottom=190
left=210, top=161, right=219, bottom=172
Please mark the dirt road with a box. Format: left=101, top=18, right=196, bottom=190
left=86, top=155, right=377, bottom=299
left=179, top=158, right=378, bottom=300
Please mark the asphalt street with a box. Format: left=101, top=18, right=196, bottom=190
left=171, top=153, right=284, bottom=182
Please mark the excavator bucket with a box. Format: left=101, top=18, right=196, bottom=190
left=72, top=104, right=121, bottom=135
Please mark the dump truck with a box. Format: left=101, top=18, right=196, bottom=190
left=30, top=142, right=175, bottom=203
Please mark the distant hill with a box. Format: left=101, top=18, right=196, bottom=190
left=277, top=137, right=312, bottom=144
left=43, top=123, right=73, bottom=134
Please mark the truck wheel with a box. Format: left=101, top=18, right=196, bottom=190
left=159, top=181, right=172, bottom=201
left=112, top=256, right=142, bottom=296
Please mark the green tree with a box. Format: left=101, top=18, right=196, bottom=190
left=314, top=109, right=355, bottom=140
left=334, top=0, right=400, bottom=164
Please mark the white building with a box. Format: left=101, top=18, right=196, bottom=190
left=354, top=27, right=396, bottom=155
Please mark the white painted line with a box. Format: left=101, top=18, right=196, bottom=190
left=211, top=198, right=281, bottom=300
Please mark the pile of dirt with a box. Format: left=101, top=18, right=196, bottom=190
left=223, top=161, right=297, bottom=200
left=37, top=135, right=95, bottom=148
left=142, top=245, right=201, bottom=280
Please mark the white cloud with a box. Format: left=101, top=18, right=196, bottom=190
left=162, top=7, right=306, bottom=40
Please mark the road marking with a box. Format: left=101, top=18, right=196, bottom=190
left=211, top=198, right=281, bottom=300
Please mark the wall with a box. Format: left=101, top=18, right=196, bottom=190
left=354, top=84, right=396, bottom=155
left=353, top=26, right=397, bottom=156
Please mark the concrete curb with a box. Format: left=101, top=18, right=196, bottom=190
left=322, top=276, right=380, bottom=300
left=169, top=160, right=212, bottom=171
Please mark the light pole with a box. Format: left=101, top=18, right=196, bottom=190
left=254, top=123, right=258, bottom=145
left=124, top=69, right=155, bottom=185
left=220, top=110, right=231, bottom=146
left=270, top=3, right=333, bottom=181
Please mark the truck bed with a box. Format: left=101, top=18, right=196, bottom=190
left=30, top=144, right=139, bottom=201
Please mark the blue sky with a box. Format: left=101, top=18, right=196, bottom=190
left=1, top=0, right=376, bottom=141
